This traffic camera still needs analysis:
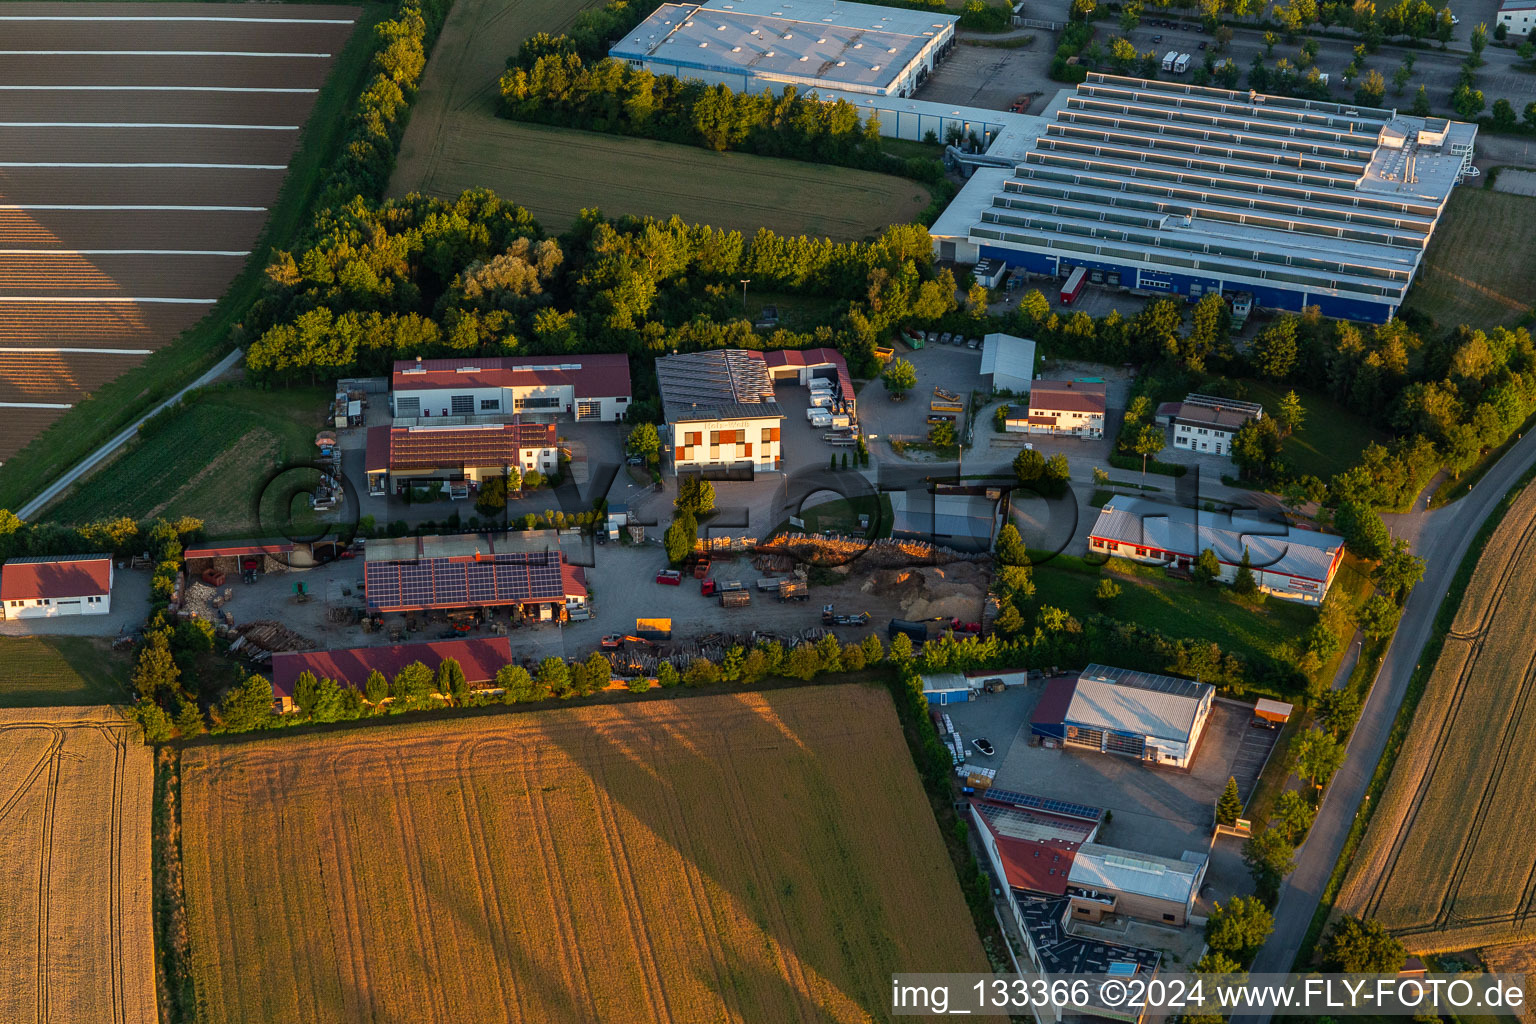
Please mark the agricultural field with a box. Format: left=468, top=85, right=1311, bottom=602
left=0, top=637, right=132, bottom=707
left=0, top=3, right=358, bottom=460
left=404, top=118, right=931, bottom=240
left=43, top=385, right=332, bottom=537
left=1337, top=480, right=1536, bottom=952
left=180, top=685, right=998, bottom=1024
left=387, top=0, right=929, bottom=239
left=0, top=706, right=156, bottom=1023
left=1402, top=187, right=1536, bottom=332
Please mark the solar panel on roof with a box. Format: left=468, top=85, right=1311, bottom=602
left=984, top=788, right=1103, bottom=822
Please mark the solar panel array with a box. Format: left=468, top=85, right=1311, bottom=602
left=1081, top=663, right=1208, bottom=700
left=984, top=788, right=1103, bottom=823
left=365, top=551, right=566, bottom=611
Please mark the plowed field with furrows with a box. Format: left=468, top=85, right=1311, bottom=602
left=0, top=706, right=156, bottom=1024
left=181, top=686, right=998, bottom=1024
left=0, top=253, right=245, bottom=294
left=0, top=55, right=336, bottom=89
left=0, top=302, right=205, bottom=344
left=0, top=351, right=149, bottom=403
left=4, top=12, right=356, bottom=53
left=0, top=209, right=270, bottom=249
left=0, top=92, right=321, bottom=123
left=0, top=168, right=283, bottom=208
left=0, top=2, right=357, bottom=456
left=0, top=127, right=300, bottom=164
left=1338, top=480, right=1536, bottom=952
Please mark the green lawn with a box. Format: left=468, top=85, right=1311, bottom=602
left=1402, top=186, right=1536, bottom=332
left=0, top=636, right=133, bottom=707
left=43, top=385, right=332, bottom=538
left=0, top=4, right=389, bottom=512
left=1239, top=379, right=1389, bottom=483
left=786, top=493, right=892, bottom=538
left=1032, top=554, right=1318, bottom=677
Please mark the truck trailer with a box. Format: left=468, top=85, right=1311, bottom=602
left=1161, top=49, right=1178, bottom=70
left=719, top=589, right=751, bottom=609
left=1173, top=52, right=1191, bottom=73
left=1060, top=265, right=1088, bottom=305
left=636, top=617, right=672, bottom=641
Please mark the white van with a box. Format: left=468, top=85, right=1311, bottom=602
left=809, top=394, right=833, bottom=409
left=808, top=377, right=834, bottom=391
left=808, top=411, right=832, bottom=428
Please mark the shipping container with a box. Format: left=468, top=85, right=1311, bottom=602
left=635, top=617, right=672, bottom=640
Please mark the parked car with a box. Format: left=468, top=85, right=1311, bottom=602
left=966, top=337, right=979, bottom=349
left=1152, top=33, right=1163, bottom=42
left=939, top=332, right=953, bottom=345
left=1198, top=40, right=1208, bottom=49
left=655, top=569, right=682, bottom=585
left=972, top=738, right=995, bottom=757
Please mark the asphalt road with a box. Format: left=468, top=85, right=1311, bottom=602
left=16, top=348, right=244, bottom=520
left=1238, top=428, right=1536, bottom=1014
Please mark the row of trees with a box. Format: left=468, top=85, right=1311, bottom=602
left=498, top=53, right=942, bottom=183
left=248, top=185, right=957, bottom=404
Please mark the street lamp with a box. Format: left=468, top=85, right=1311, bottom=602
left=740, top=278, right=751, bottom=312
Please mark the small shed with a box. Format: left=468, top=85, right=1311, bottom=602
left=972, top=258, right=1006, bottom=289
left=980, top=334, right=1036, bottom=393
left=923, top=672, right=978, bottom=705
left=1253, top=697, right=1293, bottom=726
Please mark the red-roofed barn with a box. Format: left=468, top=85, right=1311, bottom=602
left=2, top=554, right=113, bottom=619
left=270, top=637, right=513, bottom=700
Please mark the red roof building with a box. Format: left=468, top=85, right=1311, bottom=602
left=365, top=420, right=559, bottom=492
left=270, top=637, right=513, bottom=699
left=969, top=792, right=1101, bottom=895
left=390, top=354, right=632, bottom=423
left=2, top=554, right=114, bottom=619
left=762, top=347, right=857, bottom=416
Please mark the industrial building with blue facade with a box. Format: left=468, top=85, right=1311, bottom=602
left=930, top=74, right=1478, bottom=323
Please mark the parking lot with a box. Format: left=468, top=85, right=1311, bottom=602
left=856, top=338, right=985, bottom=448
left=917, top=40, right=1053, bottom=112
left=943, top=681, right=1267, bottom=909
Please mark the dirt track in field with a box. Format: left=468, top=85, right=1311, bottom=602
left=180, top=686, right=999, bottom=1024
left=0, top=3, right=358, bottom=460
left=0, top=706, right=156, bottom=1024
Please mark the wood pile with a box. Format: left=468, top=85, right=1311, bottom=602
left=229, top=621, right=317, bottom=662
left=756, top=534, right=987, bottom=567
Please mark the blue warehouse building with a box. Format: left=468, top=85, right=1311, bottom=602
left=929, top=74, right=1477, bottom=323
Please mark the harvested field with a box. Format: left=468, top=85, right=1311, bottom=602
left=0, top=705, right=155, bottom=1023
left=0, top=2, right=358, bottom=459
left=388, top=0, right=928, bottom=238
left=181, top=685, right=998, bottom=1024
left=1337, top=480, right=1536, bottom=952
left=1482, top=943, right=1536, bottom=1024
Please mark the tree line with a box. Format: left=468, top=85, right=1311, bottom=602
left=246, top=190, right=956, bottom=408
left=1006, top=286, right=1536, bottom=558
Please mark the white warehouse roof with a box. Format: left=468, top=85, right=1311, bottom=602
left=611, top=0, right=956, bottom=94
left=1066, top=665, right=1213, bottom=743
left=1089, top=496, right=1343, bottom=584
left=935, top=74, right=1477, bottom=320
left=980, top=333, right=1035, bottom=385
left=1069, top=843, right=1207, bottom=904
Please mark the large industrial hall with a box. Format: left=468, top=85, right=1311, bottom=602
left=930, top=74, right=1477, bottom=322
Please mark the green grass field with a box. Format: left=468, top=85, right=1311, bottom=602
left=1239, top=379, right=1390, bottom=483
left=1032, top=554, right=1318, bottom=686
left=387, top=0, right=929, bottom=239
left=0, top=636, right=133, bottom=707
left=43, top=386, right=331, bottom=538
left=408, top=119, right=931, bottom=240
left=0, top=6, right=389, bottom=513
left=1402, top=186, right=1536, bottom=332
